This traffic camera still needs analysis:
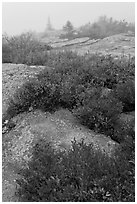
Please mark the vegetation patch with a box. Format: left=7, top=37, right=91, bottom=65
left=2, top=32, right=51, bottom=65
left=2, top=39, right=135, bottom=202
left=4, top=52, right=134, bottom=142
left=16, top=139, right=135, bottom=202
left=114, top=80, right=135, bottom=112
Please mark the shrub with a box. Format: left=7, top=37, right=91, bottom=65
left=5, top=76, right=61, bottom=120
left=113, top=123, right=135, bottom=149
left=2, top=41, right=12, bottom=63
left=46, top=52, right=134, bottom=89
left=4, top=52, right=134, bottom=126
left=85, top=55, right=135, bottom=88
left=114, top=80, right=135, bottom=112
left=5, top=80, right=39, bottom=118
left=16, top=139, right=135, bottom=202
left=2, top=32, right=51, bottom=65
left=113, top=112, right=135, bottom=146
left=73, top=92, right=123, bottom=136
left=4, top=51, right=135, bottom=138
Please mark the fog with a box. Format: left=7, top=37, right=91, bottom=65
left=2, top=2, right=135, bottom=35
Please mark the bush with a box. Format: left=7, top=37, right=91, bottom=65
left=4, top=51, right=134, bottom=130
left=2, top=41, right=12, bottom=63
left=113, top=123, right=135, bottom=148
left=46, top=52, right=134, bottom=89
left=85, top=55, right=135, bottom=88
left=73, top=92, right=123, bottom=136
left=2, top=32, right=51, bottom=65
left=16, top=139, right=135, bottom=202
left=5, top=76, right=61, bottom=120
left=114, top=80, right=135, bottom=112
left=5, top=80, right=39, bottom=118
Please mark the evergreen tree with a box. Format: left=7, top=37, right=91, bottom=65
left=63, top=20, right=74, bottom=33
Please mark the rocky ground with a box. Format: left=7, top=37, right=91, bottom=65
left=3, top=108, right=119, bottom=200
left=2, top=64, right=46, bottom=201
left=47, top=33, right=135, bottom=57
left=2, top=64, right=46, bottom=115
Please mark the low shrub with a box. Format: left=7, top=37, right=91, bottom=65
left=2, top=32, right=51, bottom=65
left=114, top=80, right=135, bottom=112
left=113, top=114, right=135, bottom=146
left=73, top=93, right=123, bottom=136
left=5, top=77, right=61, bottom=119
left=5, top=80, right=39, bottom=118
left=2, top=41, right=12, bottom=63
left=4, top=51, right=135, bottom=139
left=16, top=139, right=135, bottom=202
left=46, top=52, right=135, bottom=88
left=85, top=55, right=135, bottom=88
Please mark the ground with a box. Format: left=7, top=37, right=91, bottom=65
left=44, top=33, right=135, bottom=57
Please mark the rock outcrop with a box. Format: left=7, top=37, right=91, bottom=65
left=4, top=109, right=118, bottom=167
left=3, top=109, right=119, bottom=201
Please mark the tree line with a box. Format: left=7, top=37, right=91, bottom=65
left=60, top=15, right=135, bottom=39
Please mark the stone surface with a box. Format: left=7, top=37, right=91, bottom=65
left=49, top=33, right=135, bottom=57
left=2, top=63, right=46, bottom=115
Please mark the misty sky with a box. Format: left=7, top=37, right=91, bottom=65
left=2, top=2, right=135, bottom=36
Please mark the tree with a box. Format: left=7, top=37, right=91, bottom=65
left=63, top=21, right=74, bottom=33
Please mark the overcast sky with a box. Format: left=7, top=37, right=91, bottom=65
left=2, top=2, right=135, bottom=36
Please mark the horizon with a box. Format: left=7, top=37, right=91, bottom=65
left=2, top=2, right=135, bottom=36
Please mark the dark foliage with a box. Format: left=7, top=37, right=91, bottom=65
left=4, top=51, right=134, bottom=140
left=60, top=20, right=75, bottom=39
left=73, top=93, right=123, bottom=136
left=2, top=32, right=51, bottom=65
left=2, top=41, right=12, bottom=63
left=16, top=139, right=135, bottom=202
left=114, top=80, right=135, bottom=112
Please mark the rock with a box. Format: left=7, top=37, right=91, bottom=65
left=3, top=109, right=118, bottom=169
